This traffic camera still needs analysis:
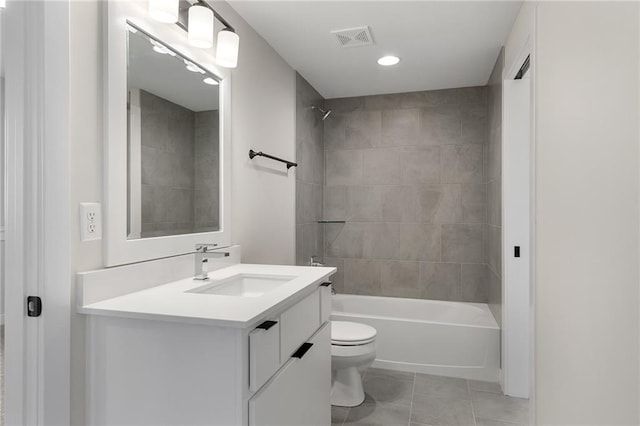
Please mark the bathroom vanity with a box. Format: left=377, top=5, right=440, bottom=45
left=78, top=249, right=335, bottom=425
left=84, top=3, right=336, bottom=424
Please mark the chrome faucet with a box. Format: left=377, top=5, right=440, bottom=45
left=309, top=255, right=325, bottom=267
left=194, top=244, right=230, bottom=280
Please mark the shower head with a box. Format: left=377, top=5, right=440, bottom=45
left=311, top=105, right=332, bottom=121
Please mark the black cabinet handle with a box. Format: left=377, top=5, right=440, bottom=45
left=292, top=342, right=314, bottom=359
left=256, top=320, right=278, bottom=331
left=320, top=282, right=332, bottom=287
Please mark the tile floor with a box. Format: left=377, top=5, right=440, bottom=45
left=332, top=368, right=529, bottom=426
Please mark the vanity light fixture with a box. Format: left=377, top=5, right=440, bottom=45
left=148, top=0, right=179, bottom=24
left=377, top=55, right=400, bottom=66
left=188, top=5, right=214, bottom=48
left=203, top=77, right=219, bottom=86
left=148, top=0, right=240, bottom=68
left=216, top=29, right=240, bottom=69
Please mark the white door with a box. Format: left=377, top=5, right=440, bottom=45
left=502, top=77, right=531, bottom=398
left=3, top=1, right=70, bottom=425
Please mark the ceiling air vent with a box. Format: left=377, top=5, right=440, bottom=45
left=331, top=26, right=374, bottom=48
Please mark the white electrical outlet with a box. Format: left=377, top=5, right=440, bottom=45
left=80, top=202, right=102, bottom=241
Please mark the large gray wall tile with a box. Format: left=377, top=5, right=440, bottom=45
left=363, top=223, right=400, bottom=260
left=324, top=186, right=347, bottom=220
left=460, top=263, right=488, bottom=303
left=461, top=104, right=488, bottom=144
left=461, top=183, right=487, bottom=223
left=442, top=224, right=484, bottom=263
left=324, top=113, right=346, bottom=151
left=326, top=223, right=364, bottom=258
left=397, top=224, right=441, bottom=261
left=347, top=186, right=383, bottom=221
left=420, top=262, right=460, bottom=301
left=382, top=186, right=421, bottom=222
left=382, top=109, right=420, bottom=146
left=344, top=259, right=381, bottom=295
left=363, top=148, right=401, bottom=184
left=421, top=184, right=462, bottom=224
left=380, top=260, right=420, bottom=298
left=400, top=147, right=440, bottom=184
left=441, top=144, right=484, bottom=183
left=420, top=106, right=461, bottom=146
left=346, top=110, right=382, bottom=148
left=326, top=150, right=363, bottom=186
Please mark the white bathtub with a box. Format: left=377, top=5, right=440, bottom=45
left=331, top=294, right=500, bottom=382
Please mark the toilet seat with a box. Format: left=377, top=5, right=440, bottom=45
left=331, top=321, right=377, bottom=346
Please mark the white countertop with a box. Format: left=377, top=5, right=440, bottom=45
left=79, top=263, right=336, bottom=328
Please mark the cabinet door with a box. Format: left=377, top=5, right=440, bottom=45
left=249, top=323, right=330, bottom=426
left=249, top=320, right=281, bottom=392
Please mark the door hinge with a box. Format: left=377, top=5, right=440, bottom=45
left=27, top=296, right=42, bottom=317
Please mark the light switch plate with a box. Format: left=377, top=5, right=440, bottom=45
left=80, top=202, right=102, bottom=241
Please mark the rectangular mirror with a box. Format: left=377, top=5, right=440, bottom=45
left=127, top=26, right=220, bottom=239
left=104, top=0, right=231, bottom=266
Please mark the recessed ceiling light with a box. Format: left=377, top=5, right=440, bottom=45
left=377, top=55, right=400, bottom=66
left=203, top=77, right=219, bottom=86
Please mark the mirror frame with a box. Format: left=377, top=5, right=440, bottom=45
left=104, top=0, right=231, bottom=266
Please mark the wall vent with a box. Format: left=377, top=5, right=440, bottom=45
left=330, top=26, right=374, bottom=48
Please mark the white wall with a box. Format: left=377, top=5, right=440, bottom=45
left=69, top=2, right=104, bottom=423
left=215, top=2, right=296, bottom=266
left=534, top=2, right=639, bottom=423
left=68, top=1, right=297, bottom=422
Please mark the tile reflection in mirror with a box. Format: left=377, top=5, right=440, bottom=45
left=126, top=25, right=220, bottom=239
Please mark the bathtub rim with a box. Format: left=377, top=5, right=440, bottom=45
left=331, top=293, right=500, bottom=330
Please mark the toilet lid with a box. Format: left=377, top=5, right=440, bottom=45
left=331, top=321, right=377, bottom=345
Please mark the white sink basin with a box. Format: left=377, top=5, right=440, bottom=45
left=187, top=273, right=296, bottom=297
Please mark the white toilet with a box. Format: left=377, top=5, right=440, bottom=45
left=330, top=320, right=377, bottom=407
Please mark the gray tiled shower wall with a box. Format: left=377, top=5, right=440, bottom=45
left=140, top=90, right=219, bottom=237
left=295, top=73, right=325, bottom=265
left=321, top=87, right=491, bottom=303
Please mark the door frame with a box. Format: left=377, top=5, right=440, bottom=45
left=501, top=23, right=536, bottom=412
left=4, top=1, right=71, bottom=424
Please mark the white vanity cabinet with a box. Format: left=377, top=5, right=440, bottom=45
left=84, top=272, right=334, bottom=426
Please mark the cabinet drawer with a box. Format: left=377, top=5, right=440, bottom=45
left=280, top=289, right=320, bottom=361
left=249, top=323, right=331, bottom=426
left=249, top=320, right=281, bottom=392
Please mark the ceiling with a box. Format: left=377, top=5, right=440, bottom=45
left=228, top=1, right=522, bottom=99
